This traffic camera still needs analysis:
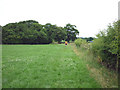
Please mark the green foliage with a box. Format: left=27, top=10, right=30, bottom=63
left=2, top=20, right=78, bottom=44
left=91, top=37, right=104, bottom=55
left=54, top=27, right=67, bottom=43
left=64, top=23, right=79, bottom=42
left=81, top=37, right=95, bottom=42
left=75, top=38, right=87, bottom=47
left=87, top=37, right=94, bottom=42
left=90, top=20, right=119, bottom=70
left=74, top=20, right=119, bottom=70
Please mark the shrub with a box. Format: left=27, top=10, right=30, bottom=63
left=90, top=20, right=119, bottom=70
left=75, top=38, right=87, bottom=47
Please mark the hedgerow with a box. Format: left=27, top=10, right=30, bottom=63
left=75, top=20, right=119, bottom=70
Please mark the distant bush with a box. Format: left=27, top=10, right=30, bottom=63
left=75, top=38, right=87, bottom=47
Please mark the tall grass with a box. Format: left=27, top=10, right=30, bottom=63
left=71, top=43, right=118, bottom=88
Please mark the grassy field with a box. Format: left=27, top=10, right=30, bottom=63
left=2, top=44, right=101, bottom=88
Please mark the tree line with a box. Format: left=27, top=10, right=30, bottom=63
left=1, top=20, right=79, bottom=44
left=79, top=37, right=95, bottom=42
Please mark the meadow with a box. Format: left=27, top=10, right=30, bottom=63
left=2, top=44, right=101, bottom=88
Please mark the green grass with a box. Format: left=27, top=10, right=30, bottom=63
left=71, top=44, right=118, bottom=88
left=2, top=44, right=101, bottom=88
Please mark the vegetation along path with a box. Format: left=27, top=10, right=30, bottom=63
left=2, top=44, right=101, bottom=88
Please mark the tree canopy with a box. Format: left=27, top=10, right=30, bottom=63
left=2, top=20, right=79, bottom=44
left=64, top=23, right=79, bottom=42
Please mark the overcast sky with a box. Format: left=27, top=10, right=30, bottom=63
left=0, top=0, right=119, bottom=37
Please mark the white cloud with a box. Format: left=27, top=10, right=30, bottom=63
left=0, top=0, right=119, bottom=37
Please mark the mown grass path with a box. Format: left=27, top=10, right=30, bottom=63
left=2, top=44, right=101, bottom=88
